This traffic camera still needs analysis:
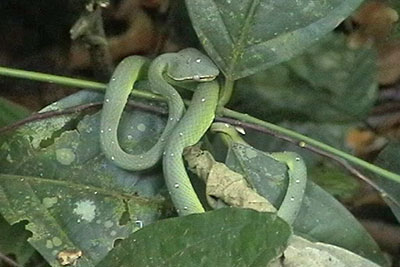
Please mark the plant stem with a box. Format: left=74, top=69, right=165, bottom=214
left=0, top=251, right=20, bottom=267
left=1, top=65, right=400, bottom=183
left=0, top=101, right=168, bottom=134
left=216, top=116, right=400, bottom=206
left=217, top=78, right=235, bottom=112
left=0, top=66, right=164, bottom=102
left=222, top=108, right=400, bottom=184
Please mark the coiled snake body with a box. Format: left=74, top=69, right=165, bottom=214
left=100, top=48, right=307, bottom=221
left=100, top=48, right=219, bottom=215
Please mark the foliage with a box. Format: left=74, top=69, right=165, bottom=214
left=0, top=0, right=399, bottom=266
left=225, top=143, right=385, bottom=265
left=99, top=208, right=292, bottom=266
left=0, top=97, right=30, bottom=128
left=0, top=91, right=166, bottom=266
left=186, top=0, right=365, bottom=80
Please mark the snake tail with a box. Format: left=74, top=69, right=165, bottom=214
left=271, top=152, right=307, bottom=225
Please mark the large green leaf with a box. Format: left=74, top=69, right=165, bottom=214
left=98, top=208, right=292, bottom=267
left=231, top=34, right=376, bottom=194
left=234, top=34, right=377, bottom=123
left=185, top=0, right=365, bottom=80
left=225, top=143, right=388, bottom=266
left=0, top=91, right=168, bottom=266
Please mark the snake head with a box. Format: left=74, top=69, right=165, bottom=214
left=167, top=48, right=219, bottom=82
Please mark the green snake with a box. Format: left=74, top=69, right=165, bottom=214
left=211, top=123, right=307, bottom=224
left=100, top=48, right=306, bottom=220
left=270, top=152, right=307, bottom=225
left=100, top=48, right=219, bottom=215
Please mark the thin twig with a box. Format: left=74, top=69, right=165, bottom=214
left=1, top=100, right=398, bottom=206
left=0, top=251, right=21, bottom=267
left=216, top=116, right=399, bottom=207
left=0, top=103, right=100, bottom=134
left=0, top=101, right=167, bottom=134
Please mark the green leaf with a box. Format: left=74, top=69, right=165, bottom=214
left=98, top=208, right=292, bottom=267
left=0, top=97, right=30, bottom=128
left=231, top=33, right=377, bottom=187
left=373, top=142, right=400, bottom=223
left=288, top=34, right=377, bottom=121
left=185, top=0, right=365, bottom=80
left=0, top=214, right=35, bottom=265
left=309, top=165, right=360, bottom=201
left=234, top=34, right=377, bottom=123
left=225, top=143, right=388, bottom=266
left=0, top=91, right=168, bottom=266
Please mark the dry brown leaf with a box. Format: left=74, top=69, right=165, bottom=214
left=69, top=4, right=158, bottom=70
left=352, top=1, right=398, bottom=41
left=348, top=1, right=400, bottom=84
left=345, top=128, right=387, bottom=157
left=207, top=162, right=276, bottom=212
left=184, top=145, right=276, bottom=213
left=108, top=9, right=157, bottom=60
left=377, top=41, right=400, bottom=84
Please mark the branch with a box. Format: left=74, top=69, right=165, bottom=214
left=215, top=117, right=400, bottom=207
left=0, top=251, right=21, bottom=267
left=0, top=66, right=164, bottom=102
left=0, top=66, right=399, bottom=185
left=1, top=98, right=397, bottom=192
left=0, top=101, right=166, bottom=134
left=222, top=109, right=400, bottom=184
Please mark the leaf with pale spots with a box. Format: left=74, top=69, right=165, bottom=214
left=98, top=208, right=291, bottom=267
left=225, top=143, right=388, bottom=266
left=0, top=91, right=167, bottom=266
left=185, top=0, right=365, bottom=80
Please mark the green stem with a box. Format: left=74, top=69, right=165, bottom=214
left=1, top=65, right=399, bottom=183
left=0, top=66, right=164, bottom=102
left=222, top=108, right=400, bottom=184
left=217, top=78, right=235, bottom=111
